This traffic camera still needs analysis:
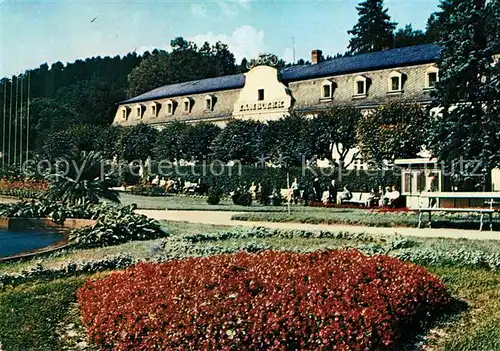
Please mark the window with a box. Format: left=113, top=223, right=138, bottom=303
left=182, top=98, right=191, bottom=113
left=356, top=80, right=365, bottom=95
left=425, top=67, right=439, bottom=89
left=320, top=80, right=334, bottom=100
left=122, top=109, right=126, bottom=119
left=323, top=85, right=331, bottom=98
left=391, top=76, right=400, bottom=91
left=258, top=89, right=264, bottom=101
left=428, top=72, right=438, bottom=88
left=205, top=95, right=214, bottom=111
left=388, top=71, right=403, bottom=93
left=136, top=107, right=141, bottom=117
left=151, top=104, right=156, bottom=117
left=166, top=100, right=174, bottom=115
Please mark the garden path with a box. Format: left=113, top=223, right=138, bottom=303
left=137, top=210, right=500, bottom=241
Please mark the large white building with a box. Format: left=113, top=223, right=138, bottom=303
left=113, top=44, right=442, bottom=167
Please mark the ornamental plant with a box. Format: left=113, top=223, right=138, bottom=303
left=78, top=250, right=450, bottom=350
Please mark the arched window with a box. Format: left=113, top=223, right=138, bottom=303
left=120, top=107, right=130, bottom=120
left=388, top=71, right=404, bottom=93
left=353, top=75, right=368, bottom=97
left=150, top=102, right=160, bottom=117
left=205, top=95, right=214, bottom=111
left=166, top=99, right=174, bottom=115
left=134, top=104, right=145, bottom=119
left=320, top=79, right=334, bottom=100
left=182, top=97, right=192, bottom=113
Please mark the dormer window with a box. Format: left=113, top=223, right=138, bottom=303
left=120, top=107, right=129, bottom=120
left=205, top=95, right=214, bottom=111
left=150, top=102, right=160, bottom=117
left=425, top=67, right=439, bottom=89
left=182, top=97, right=192, bottom=113
left=388, top=71, right=403, bottom=94
left=320, top=80, right=334, bottom=100
left=134, top=104, right=145, bottom=119
left=166, top=100, right=174, bottom=115
left=353, top=75, right=368, bottom=98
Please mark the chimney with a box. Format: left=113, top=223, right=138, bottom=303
left=311, top=49, right=323, bottom=64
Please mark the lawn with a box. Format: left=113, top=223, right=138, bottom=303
left=1, top=223, right=500, bottom=350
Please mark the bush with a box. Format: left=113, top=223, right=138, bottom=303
left=68, top=205, right=167, bottom=248
left=78, top=250, right=450, bottom=350
left=207, top=187, right=222, bottom=205
left=130, top=184, right=166, bottom=197
left=231, top=188, right=252, bottom=206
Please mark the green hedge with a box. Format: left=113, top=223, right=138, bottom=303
left=148, top=165, right=398, bottom=194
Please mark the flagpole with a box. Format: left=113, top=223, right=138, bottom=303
left=26, top=72, right=30, bottom=165
left=2, top=81, right=6, bottom=167
left=14, top=76, right=18, bottom=165
left=20, top=75, right=23, bottom=173
left=8, top=78, right=12, bottom=165
left=287, top=172, right=291, bottom=215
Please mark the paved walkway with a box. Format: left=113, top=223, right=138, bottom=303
left=137, top=210, right=500, bottom=241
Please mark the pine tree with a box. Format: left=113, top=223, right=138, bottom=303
left=347, top=0, right=397, bottom=54
left=427, top=0, right=500, bottom=189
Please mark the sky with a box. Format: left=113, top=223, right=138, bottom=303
left=0, top=0, right=441, bottom=78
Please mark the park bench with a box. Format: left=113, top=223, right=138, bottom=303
left=340, top=192, right=372, bottom=207
left=417, top=207, right=496, bottom=231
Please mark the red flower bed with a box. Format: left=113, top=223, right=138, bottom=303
left=0, top=178, right=47, bottom=198
left=78, top=250, right=450, bottom=350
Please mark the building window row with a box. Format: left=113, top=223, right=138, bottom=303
left=121, top=95, right=216, bottom=120
left=320, top=67, right=439, bottom=101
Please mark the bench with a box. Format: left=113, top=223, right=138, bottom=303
left=340, top=192, right=372, bottom=207
left=418, top=207, right=496, bottom=231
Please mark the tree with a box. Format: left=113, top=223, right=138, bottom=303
left=311, top=106, right=362, bottom=167
left=153, top=121, right=191, bottom=162
left=394, top=24, right=430, bottom=48
left=119, top=123, right=157, bottom=162
left=357, top=102, right=430, bottom=167
left=427, top=0, right=500, bottom=187
left=347, top=0, right=397, bottom=54
left=183, top=122, right=221, bottom=162
left=263, top=114, right=314, bottom=167
left=44, top=151, right=120, bottom=205
left=211, top=120, right=266, bottom=164
left=425, top=0, right=454, bottom=43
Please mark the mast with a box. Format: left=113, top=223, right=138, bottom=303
left=26, top=72, right=30, bottom=164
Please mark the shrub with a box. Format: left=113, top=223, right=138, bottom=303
left=78, top=250, right=450, bottom=350
left=130, top=184, right=166, bottom=197
left=207, top=187, right=222, bottom=205
left=68, top=205, right=167, bottom=248
left=231, top=188, right=252, bottom=206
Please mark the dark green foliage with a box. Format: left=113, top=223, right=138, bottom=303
left=394, top=24, right=431, bottom=48
left=207, top=187, right=223, bottom=205
left=357, top=102, right=430, bottom=166
left=427, top=0, right=500, bottom=180
left=153, top=121, right=191, bottom=162
left=184, top=122, right=221, bottom=162
left=153, top=165, right=397, bottom=195
left=44, top=151, right=120, bottom=205
left=119, top=123, right=157, bottom=162
left=348, top=0, right=397, bottom=54
left=69, top=205, right=167, bottom=249
left=231, top=188, right=253, bottom=206
left=130, top=184, right=166, bottom=197
left=271, top=189, right=283, bottom=206
left=211, top=119, right=266, bottom=164
left=127, top=38, right=237, bottom=97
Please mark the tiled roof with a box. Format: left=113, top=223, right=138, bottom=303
left=120, top=44, right=442, bottom=104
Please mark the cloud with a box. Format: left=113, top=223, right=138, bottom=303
left=188, top=25, right=265, bottom=61
left=190, top=4, right=207, bottom=18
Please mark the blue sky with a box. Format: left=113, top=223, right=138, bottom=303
left=0, top=0, right=441, bottom=77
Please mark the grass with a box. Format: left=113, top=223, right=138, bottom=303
left=1, top=223, right=500, bottom=350
left=0, top=275, right=90, bottom=351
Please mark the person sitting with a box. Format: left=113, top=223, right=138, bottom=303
left=151, top=175, right=160, bottom=186
left=382, top=186, right=391, bottom=206
left=291, top=178, right=300, bottom=205
left=386, top=185, right=401, bottom=207
left=328, top=179, right=337, bottom=204
left=367, top=188, right=378, bottom=207
left=340, top=186, right=352, bottom=204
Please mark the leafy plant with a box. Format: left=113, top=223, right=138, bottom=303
left=207, top=187, right=222, bottom=205
left=44, top=151, right=120, bottom=205
left=231, top=188, right=252, bottom=206
left=68, top=205, right=167, bottom=248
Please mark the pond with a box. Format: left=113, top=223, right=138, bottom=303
left=0, top=229, right=65, bottom=258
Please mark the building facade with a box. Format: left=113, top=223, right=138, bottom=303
left=113, top=44, right=443, bottom=166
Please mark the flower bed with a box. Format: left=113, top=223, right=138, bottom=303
left=78, top=250, right=450, bottom=350
left=0, top=179, right=47, bottom=199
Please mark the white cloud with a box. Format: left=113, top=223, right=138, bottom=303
left=188, top=25, right=265, bottom=61
left=190, top=4, right=207, bottom=18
